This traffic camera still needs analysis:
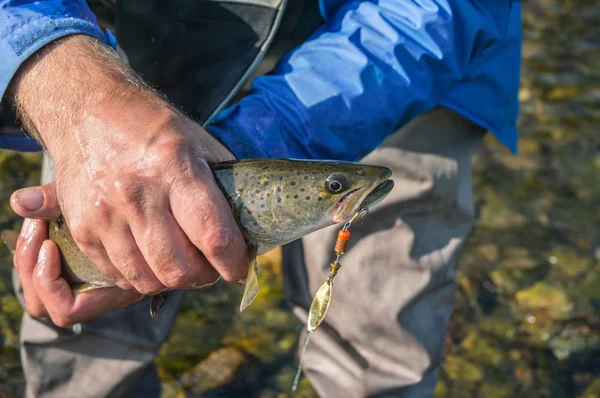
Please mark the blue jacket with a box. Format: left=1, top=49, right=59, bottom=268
left=0, top=0, right=521, bottom=159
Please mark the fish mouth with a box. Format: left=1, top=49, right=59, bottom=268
left=332, top=179, right=394, bottom=223
left=332, top=188, right=361, bottom=222
left=359, top=179, right=394, bottom=210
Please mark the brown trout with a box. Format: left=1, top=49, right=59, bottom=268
left=2, top=158, right=393, bottom=313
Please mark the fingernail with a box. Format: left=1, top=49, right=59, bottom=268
left=14, top=189, right=44, bottom=211
left=20, top=219, right=36, bottom=240
left=36, top=243, right=48, bottom=278
left=234, top=278, right=247, bottom=286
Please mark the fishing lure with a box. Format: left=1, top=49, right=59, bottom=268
left=292, top=209, right=366, bottom=393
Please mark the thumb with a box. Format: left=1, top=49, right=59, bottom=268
left=11, top=183, right=61, bottom=220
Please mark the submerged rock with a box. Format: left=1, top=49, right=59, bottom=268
left=515, top=282, right=574, bottom=321
left=180, top=347, right=247, bottom=394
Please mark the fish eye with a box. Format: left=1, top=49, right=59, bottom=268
left=329, top=180, right=342, bottom=192
left=326, top=174, right=347, bottom=193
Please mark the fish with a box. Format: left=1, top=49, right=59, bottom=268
left=2, top=158, right=394, bottom=314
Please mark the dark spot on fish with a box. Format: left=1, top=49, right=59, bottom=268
left=279, top=177, right=283, bottom=181
left=251, top=200, right=255, bottom=204
left=300, top=188, right=305, bottom=192
left=304, top=176, right=308, bottom=180
left=260, top=204, right=265, bottom=209
left=290, top=181, right=296, bottom=186
left=277, top=197, right=282, bottom=203
left=277, top=187, right=281, bottom=192
left=266, top=193, right=270, bottom=197
left=286, top=195, right=290, bottom=198
left=235, top=172, right=239, bottom=176
left=245, top=171, right=249, bottom=177
left=318, top=197, right=323, bottom=201
left=263, top=181, right=269, bottom=186
left=306, top=196, right=310, bottom=200
left=294, top=195, right=299, bottom=199
left=255, top=189, right=261, bottom=194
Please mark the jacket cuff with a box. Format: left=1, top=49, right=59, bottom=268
left=0, top=16, right=114, bottom=101
left=0, top=133, right=42, bottom=152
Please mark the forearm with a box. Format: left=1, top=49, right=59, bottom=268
left=209, top=0, right=512, bottom=161
left=0, top=0, right=114, bottom=143
left=7, top=35, right=156, bottom=153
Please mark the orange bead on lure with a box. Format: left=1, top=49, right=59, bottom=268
left=334, top=229, right=350, bottom=254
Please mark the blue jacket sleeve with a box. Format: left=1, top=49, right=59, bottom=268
left=0, top=0, right=114, bottom=152
left=208, top=0, right=512, bottom=160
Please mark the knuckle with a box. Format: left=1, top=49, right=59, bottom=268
left=85, top=193, right=114, bottom=223
left=88, top=192, right=110, bottom=213
left=155, top=140, right=185, bottom=166
left=99, top=266, right=131, bottom=289
left=112, top=176, right=147, bottom=210
left=119, top=261, right=165, bottom=294
left=70, top=227, right=96, bottom=248
left=163, top=143, right=209, bottom=183
left=53, top=315, right=74, bottom=328
left=150, top=246, right=177, bottom=272
left=134, top=281, right=165, bottom=296
left=220, top=266, right=248, bottom=283
left=103, top=269, right=127, bottom=286
left=111, top=250, right=144, bottom=276
left=160, top=267, right=192, bottom=289
left=201, top=225, right=235, bottom=258
left=93, top=258, right=126, bottom=285
left=157, top=139, right=185, bottom=157
left=113, top=279, right=134, bottom=291
left=90, top=205, right=110, bottom=223
left=26, top=303, right=45, bottom=318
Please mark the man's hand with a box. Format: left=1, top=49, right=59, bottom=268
left=12, top=184, right=143, bottom=327
left=8, top=35, right=249, bottom=297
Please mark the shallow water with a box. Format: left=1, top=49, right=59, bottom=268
left=0, top=0, right=599, bottom=396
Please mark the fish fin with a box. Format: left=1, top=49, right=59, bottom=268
left=72, top=283, right=106, bottom=293
left=1, top=230, right=18, bottom=255
left=150, top=292, right=169, bottom=318
left=239, top=246, right=259, bottom=312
